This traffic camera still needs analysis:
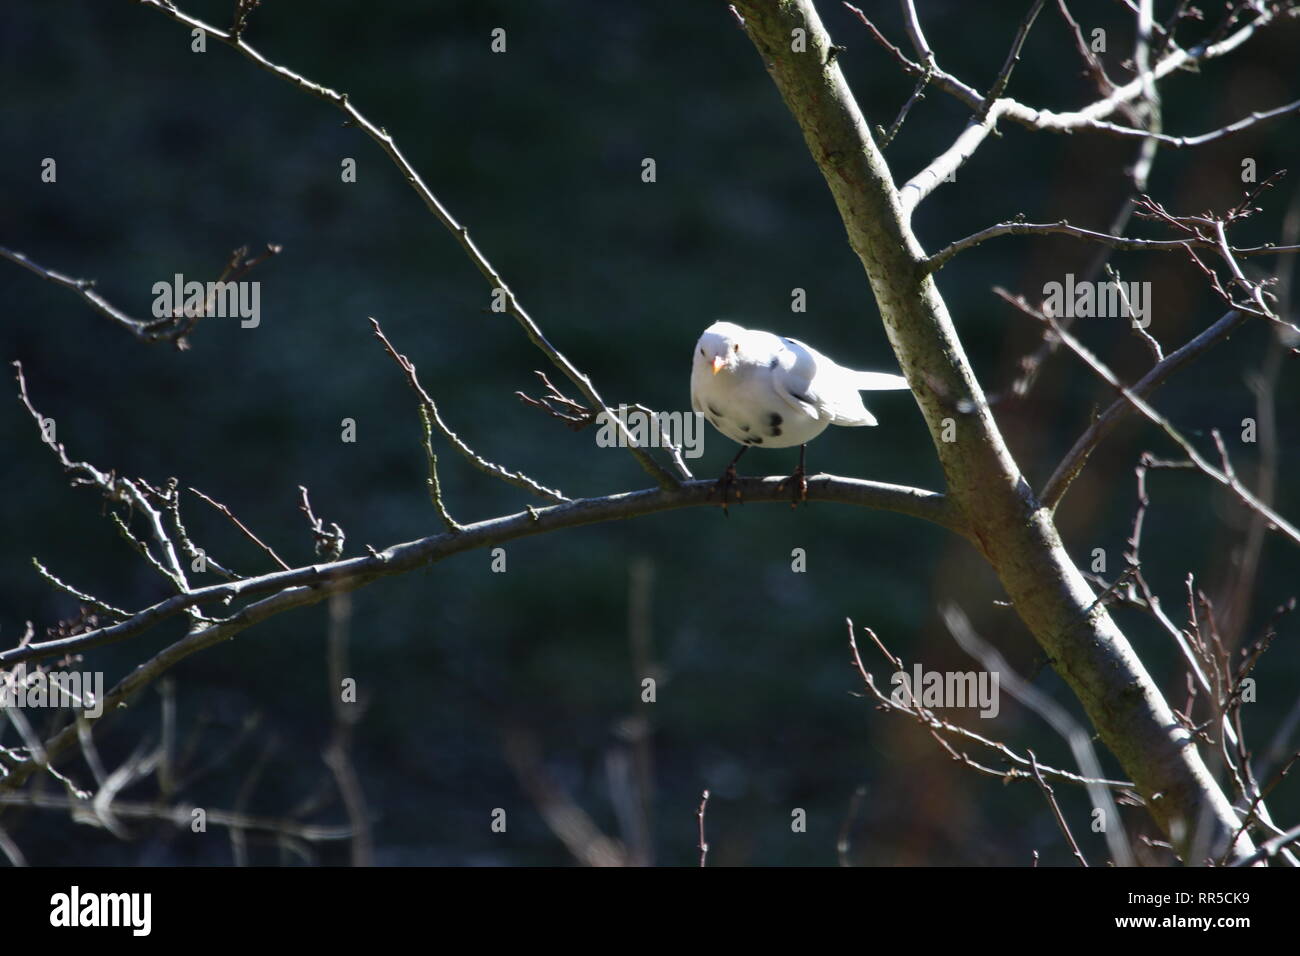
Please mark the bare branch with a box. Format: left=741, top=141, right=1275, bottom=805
left=1, top=243, right=280, bottom=348
left=1, top=475, right=957, bottom=674
left=924, top=218, right=1298, bottom=274
left=887, top=3, right=1293, bottom=214
left=1082, top=97, right=1300, bottom=146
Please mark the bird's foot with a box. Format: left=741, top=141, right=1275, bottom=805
left=777, top=464, right=808, bottom=508
left=708, top=462, right=743, bottom=516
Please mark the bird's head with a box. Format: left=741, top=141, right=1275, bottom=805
left=694, top=321, right=749, bottom=377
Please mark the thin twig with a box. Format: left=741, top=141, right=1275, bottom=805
left=148, top=477, right=239, bottom=580
left=979, top=0, right=1048, bottom=121
left=297, top=485, right=346, bottom=559
left=924, top=218, right=1298, bottom=274
left=697, top=789, right=711, bottom=867
left=30, top=560, right=129, bottom=620
left=515, top=370, right=595, bottom=430
left=418, top=406, right=464, bottom=533
left=846, top=620, right=1133, bottom=790
left=1080, top=98, right=1300, bottom=147
left=1054, top=0, right=1119, bottom=98
left=1028, top=750, right=1088, bottom=866
left=1, top=244, right=280, bottom=347
left=369, top=317, right=569, bottom=504
left=189, top=487, right=291, bottom=571
left=878, top=67, right=932, bottom=148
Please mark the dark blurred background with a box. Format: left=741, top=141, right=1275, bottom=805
left=1, top=0, right=1296, bottom=865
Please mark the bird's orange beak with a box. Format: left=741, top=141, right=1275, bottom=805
left=711, top=356, right=725, bottom=375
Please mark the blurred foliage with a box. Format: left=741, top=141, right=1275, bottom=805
left=1, top=0, right=1297, bottom=865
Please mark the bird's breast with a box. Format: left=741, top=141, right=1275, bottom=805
left=693, top=369, right=828, bottom=449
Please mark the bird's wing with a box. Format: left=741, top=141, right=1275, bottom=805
left=769, top=337, right=822, bottom=422
left=777, top=337, right=881, bottom=426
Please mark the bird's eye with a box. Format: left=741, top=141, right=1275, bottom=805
left=700, top=348, right=705, bottom=356
left=733, top=343, right=739, bottom=352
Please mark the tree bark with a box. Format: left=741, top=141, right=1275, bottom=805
left=732, top=0, right=1250, bottom=862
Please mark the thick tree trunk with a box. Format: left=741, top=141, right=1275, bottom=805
left=733, top=0, right=1250, bottom=863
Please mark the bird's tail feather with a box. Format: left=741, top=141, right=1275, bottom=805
left=853, top=371, right=909, bottom=391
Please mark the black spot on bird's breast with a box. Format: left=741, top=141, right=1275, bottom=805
left=744, top=436, right=763, bottom=445
left=768, top=413, right=783, bottom=426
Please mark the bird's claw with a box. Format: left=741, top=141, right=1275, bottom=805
left=708, top=463, right=743, bottom=516
left=777, top=465, right=808, bottom=508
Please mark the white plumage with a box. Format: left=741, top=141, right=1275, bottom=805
left=691, top=321, right=909, bottom=452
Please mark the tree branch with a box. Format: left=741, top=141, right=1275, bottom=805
left=1, top=243, right=280, bottom=347
left=1, top=475, right=957, bottom=672
left=0, top=473, right=952, bottom=795
left=924, top=219, right=1299, bottom=274
left=858, top=1, right=1295, bottom=215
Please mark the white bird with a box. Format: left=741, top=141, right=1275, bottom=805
left=690, top=320, right=909, bottom=508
